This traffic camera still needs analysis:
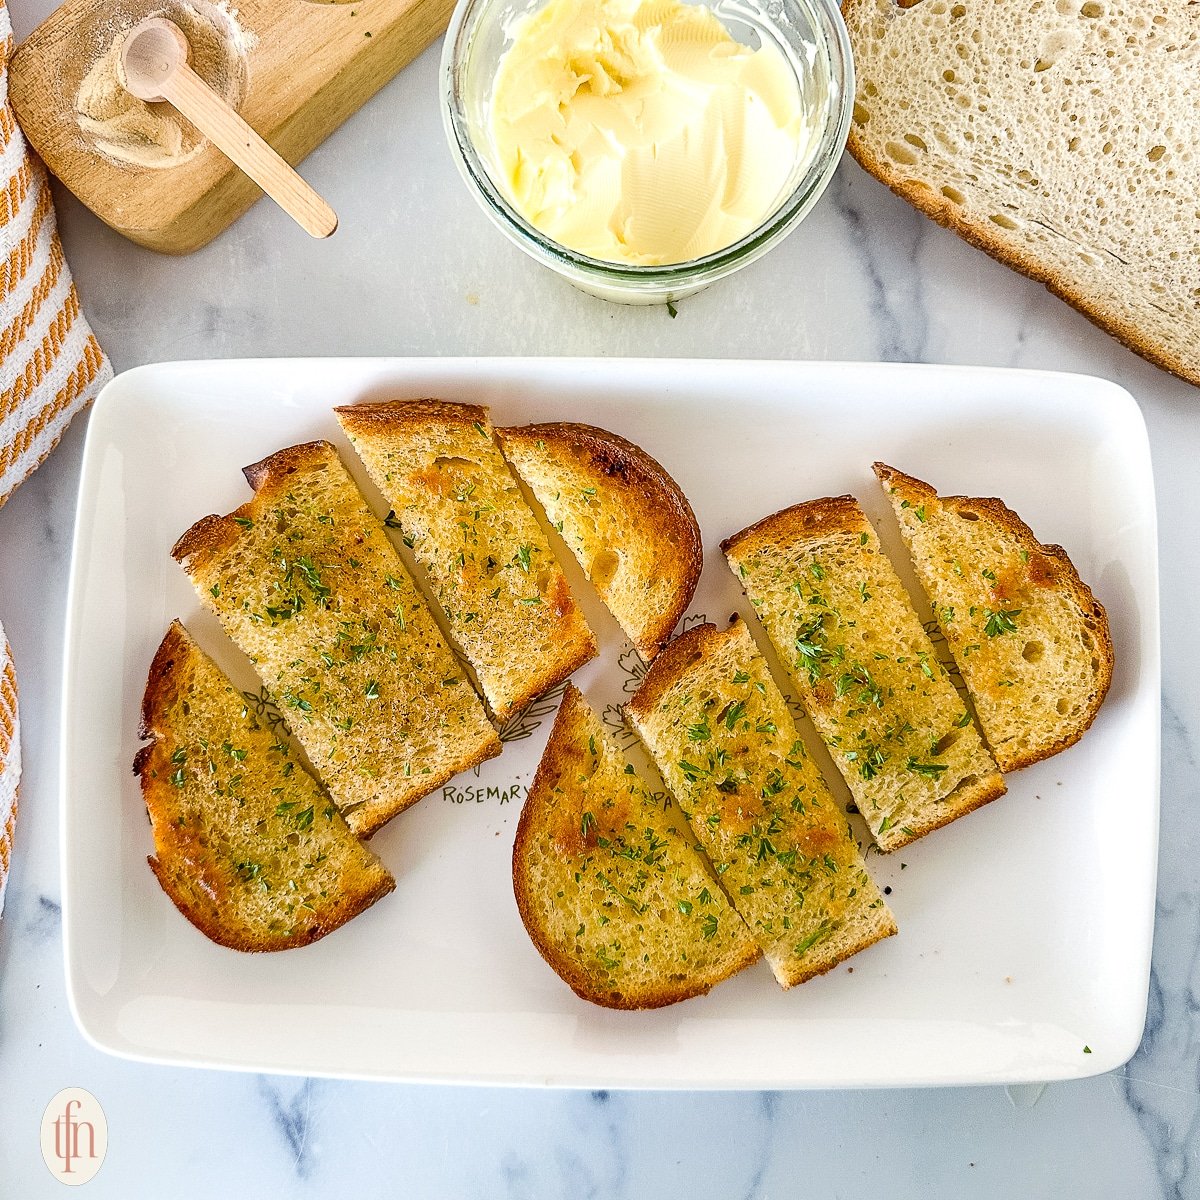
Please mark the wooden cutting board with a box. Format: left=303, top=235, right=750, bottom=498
left=9, top=0, right=455, bottom=253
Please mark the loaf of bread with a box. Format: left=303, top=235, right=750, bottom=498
left=171, top=441, right=501, bottom=838
left=135, top=621, right=395, bottom=950
left=497, top=423, right=703, bottom=660
left=625, top=619, right=896, bottom=986
left=843, top=0, right=1200, bottom=386
left=874, top=463, right=1113, bottom=770
left=723, top=498, right=1005, bottom=851
left=336, top=401, right=597, bottom=721
left=514, top=684, right=759, bottom=1007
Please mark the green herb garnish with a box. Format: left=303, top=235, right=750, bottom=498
left=983, top=608, right=1021, bottom=637
left=906, top=757, right=949, bottom=778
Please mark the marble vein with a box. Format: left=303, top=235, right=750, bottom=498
left=827, top=168, right=932, bottom=363
left=1113, top=696, right=1200, bottom=1199
left=258, top=1076, right=318, bottom=1179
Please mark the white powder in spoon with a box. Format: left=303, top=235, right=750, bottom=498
left=75, top=0, right=256, bottom=170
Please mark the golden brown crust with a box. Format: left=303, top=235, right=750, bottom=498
left=499, top=423, right=703, bottom=659
left=875, top=771, right=1007, bottom=852
left=845, top=127, right=1200, bottom=387
left=513, top=685, right=758, bottom=1008
left=335, top=398, right=491, bottom=434
left=874, top=462, right=1115, bottom=770
left=344, top=734, right=503, bottom=840
left=170, top=443, right=338, bottom=571
left=720, top=496, right=868, bottom=561
left=170, top=513, right=241, bottom=572
left=783, top=916, right=899, bottom=988
left=241, top=440, right=338, bottom=495
left=137, top=617, right=191, bottom=740
left=145, top=851, right=394, bottom=952
left=623, top=621, right=730, bottom=725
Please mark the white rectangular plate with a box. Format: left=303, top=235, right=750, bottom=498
left=62, top=358, right=1159, bottom=1088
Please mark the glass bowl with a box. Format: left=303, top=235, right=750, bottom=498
left=441, top=0, right=854, bottom=305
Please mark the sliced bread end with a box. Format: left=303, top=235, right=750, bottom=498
left=514, top=684, right=759, bottom=1008
left=874, top=462, right=1114, bottom=771
left=498, top=423, right=703, bottom=660
left=137, top=621, right=395, bottom=951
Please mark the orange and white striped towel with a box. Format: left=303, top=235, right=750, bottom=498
left=2, top=0, right=112, bottom=915
left=1, top=0, right=111, bottom=511
left=0, top=620, right=16, bottom=917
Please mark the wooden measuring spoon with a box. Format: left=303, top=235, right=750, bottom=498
left=120, top=18, right=337, bottom=239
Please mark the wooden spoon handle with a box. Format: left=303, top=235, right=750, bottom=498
left=161, top=63, right=337, bottom=239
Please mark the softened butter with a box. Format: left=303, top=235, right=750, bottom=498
left=488, top=0, right=806, bottom=266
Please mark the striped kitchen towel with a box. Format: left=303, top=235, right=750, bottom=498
left=0, top=620, right=16, bottom=917
left=2, top=0, right=112, bottom=918
left=1, top=0, right=111, bottom=510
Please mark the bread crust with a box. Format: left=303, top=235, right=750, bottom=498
left=170, top=512, right=240, bottom=573
left=513, top=685, right=759, bottom=1008
left=136, top=620, right=395, bottom=951
left=499, top=422, right=703, bottom=659
left=241, top=439, right=337, bottom=495
left=623, top=619, right=727, bottom=723
left=335, top=398, right=490, bottom=433
left=143, top=849, right=393, bottom=953
left=171, top=442, right=343, bottom=571
left=720, top=495, right=867, bottom=559
left=842, top=3, right=1200, bottom=388
left=874, top=462, right=1114, bottom=770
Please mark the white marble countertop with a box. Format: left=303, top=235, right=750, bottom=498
left=2, top=5, right=1199, bottom=1194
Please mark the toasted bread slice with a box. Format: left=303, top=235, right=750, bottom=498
left=135, top=621, right=395, bottom=950
left=172, top=441, right=501, bottom=838
left=625, top=620, right=896, bottom=987
left=874, top=464, right=1113, bottom=771
left=514, top=684, right=758, bottom=1008
left=336, top=401, right=597, bottom=721
left=497, top=423, right=702, bottom=660
left=722, top=499, right=1005, bottom=851
left=843, top=0, right=1200, bottom=387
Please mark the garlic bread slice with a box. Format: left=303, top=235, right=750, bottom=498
left=172, top=441, right=501, bottom=838
left=723, top=498, right=1005, bottom=851
left=514, top=684, right=758, bottom=1008
left=626, top=620, right=896, bottom=987
left=874, top=463, right=1113, bottom=770
left=337, top=401, right=597, bottom=721
left=136, top=621, right=394, bottom=950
